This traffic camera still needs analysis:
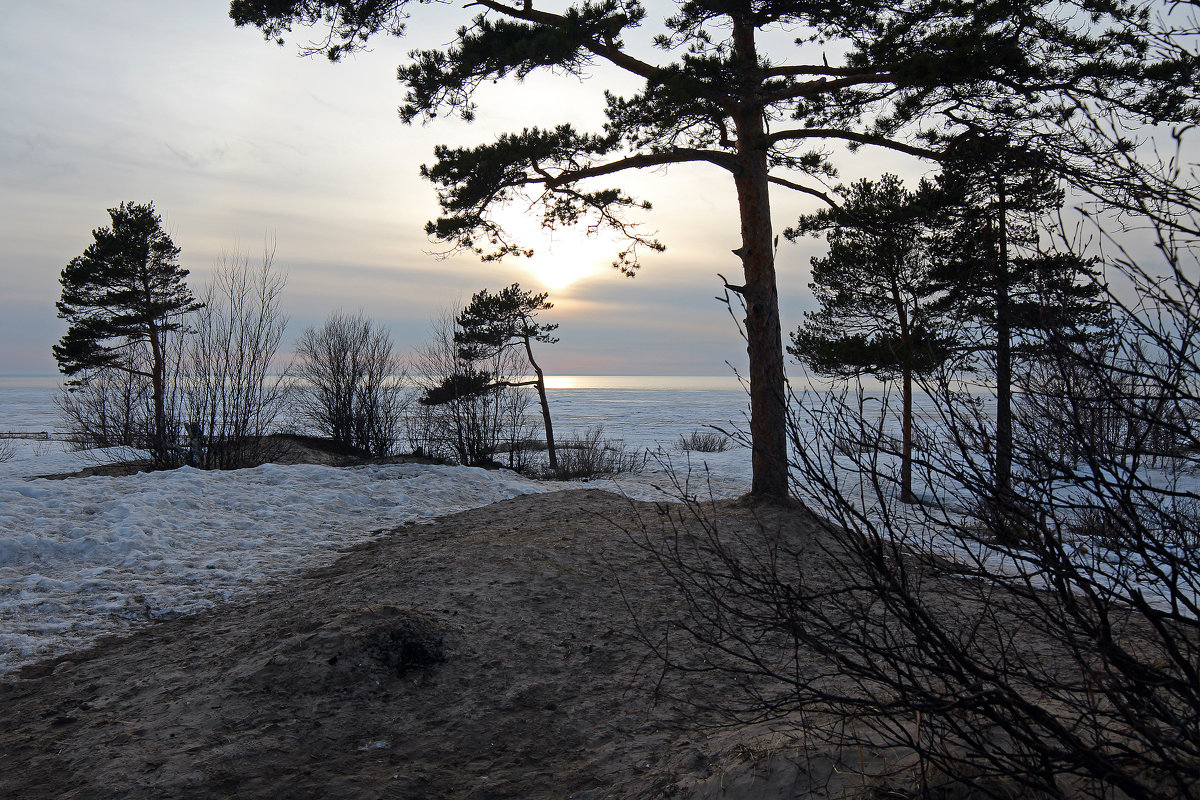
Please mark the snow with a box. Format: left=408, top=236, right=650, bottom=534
left=0, top=459, right=564, bottom=672
left=0, top=439, right=149, bottom=480
left=787, top=392, right=1200, bottom=616
left=3, top=376, right=1196, bottom=674
left=612, top=447, right=752, bottom=502
left=0, top=381, right=754, bottom=674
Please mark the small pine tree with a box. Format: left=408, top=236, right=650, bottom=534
left=788, top=174, right=953, bottom=502
left=54, top=201, right=202, bottom=464
left=454, top=284, right=560, bottom=471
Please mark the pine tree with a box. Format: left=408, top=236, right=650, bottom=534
left=455, top=284, right=560, bottom=471
left=788, top=175, right=952, bottom=502
left=231, top=0, right=1198, bottom=500
left=928, top=136, right=1109, bottom=497
left=54, top=201, right=202, bottom=464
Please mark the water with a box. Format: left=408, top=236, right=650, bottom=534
left=0, top=379, right=65, bottom=435
left=544, top=377, right=749, bottom=449
left=0, top=375, right=753, bottom=451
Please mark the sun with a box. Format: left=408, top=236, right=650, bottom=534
left=491, top=207, right=613, bottom=291
left=524, top=234, right=608, bottom=290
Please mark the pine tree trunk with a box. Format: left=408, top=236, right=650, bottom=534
left=889, top=271, right=916, bottom=504
left=731, top=17, right=789, bottom=501
left=524, top=335, right=557, bottom=471
left=995, top=175, right=1013, bottom=498
left=902, top=365, right=916, bottom=503
left=147, top=320, right=168, bottom=466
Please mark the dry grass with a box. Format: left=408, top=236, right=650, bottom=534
left=678, top=428, right=732, bottom=452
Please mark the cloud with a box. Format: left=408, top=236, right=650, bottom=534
left=0, top=1, right=891, bottom=378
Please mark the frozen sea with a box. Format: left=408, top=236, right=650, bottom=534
left=0, top=375, right=753, bottom=674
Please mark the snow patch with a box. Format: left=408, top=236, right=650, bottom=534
left=0, top=461, right=556, bottom=673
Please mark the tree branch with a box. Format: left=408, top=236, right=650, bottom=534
left=767, top=128, right=941, bottom=160
left=468, top=0, right=660, bottom=79
left=764, top=62, right=897, bottom=79
left=767, top=175, right=839, bottom=207
left=542, top=148, right=737, bottom=186
left=762, top=72, right=899, bottom=103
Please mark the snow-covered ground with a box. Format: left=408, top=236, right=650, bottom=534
left=0, top=380, right=752, bottom=674
left=4, top=375, right=1197, bottom=673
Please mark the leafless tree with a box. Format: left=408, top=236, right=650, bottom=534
left=293, top=310, right=408, bottom=458
left=182, top=246, right=290, bottom=468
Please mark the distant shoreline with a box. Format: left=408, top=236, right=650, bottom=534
left=0, top=374, right=751, bottom=392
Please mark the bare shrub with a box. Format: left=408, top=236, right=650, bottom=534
left=639, top=194, right=1200, bottom=795
left=642, top=354, right=1200, bottom=798
left=552, top=426, right=645, bottom=479
left=494, top=391, right=537, bottom=471
left=1016, top=323, right=1199, bottom=470
left=181, top=247, right=290, bottom=468
left=0, top=437, right=15, bottom=463
left=403, top=401, right=439, bottom=458
left=294, top=311, right=408, bottom=458
left=53, top=343, right=185, bottom=460
left=54, top=363, right=150, bottom=450
left=678, top=428, right=731, bottom=453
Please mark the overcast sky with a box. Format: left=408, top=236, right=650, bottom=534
left=0, top=0, right=933, bottom=377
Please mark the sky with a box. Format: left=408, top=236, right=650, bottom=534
left=0, top=0, right=931, bottom=377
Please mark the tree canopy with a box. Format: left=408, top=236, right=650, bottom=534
left=55, top=201, right=202, bottom=463
left=55, top=201, right=199, bottom=381
left=231, top=0, right=1199, bottom=499
left=788, top=175, right=951, bottom=381
left=455, top=284, right=558, bottom=363
left=925, top=137, right=1109, bottom=496
left=788, top=174, right=953, bottom=501
left=928, top=137, right=1109, bottom=357
left=455, top=284, right=560, bottom=469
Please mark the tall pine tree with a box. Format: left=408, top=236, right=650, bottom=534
left=55, top=201, right=202, bottom=464
left=231, top=0, right=1198, bottom=500
left=928, top=136, right=1108, bottom=498
left=788, top=175, right=952, bottom=502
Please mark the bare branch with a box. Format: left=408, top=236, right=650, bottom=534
left=767, top=175, right=839, bottom=207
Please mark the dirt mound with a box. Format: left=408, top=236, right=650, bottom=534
left=238, top=607, right=447, bottom=693
left=0, top=489, right=895, bottom=799
left=255, top=433, right=370, bottom=466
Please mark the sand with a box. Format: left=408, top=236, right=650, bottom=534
left=0, top=488, right=897, bottom=799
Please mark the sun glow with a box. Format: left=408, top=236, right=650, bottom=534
left=491, top=207, right=616, bottom=291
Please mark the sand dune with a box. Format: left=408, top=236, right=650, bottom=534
left=1, top=489, right=882, bottom=799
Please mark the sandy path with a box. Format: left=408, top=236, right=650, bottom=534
left=0, top=489, right=863, bottom=799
